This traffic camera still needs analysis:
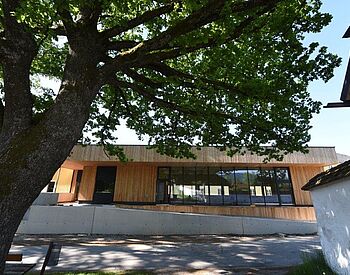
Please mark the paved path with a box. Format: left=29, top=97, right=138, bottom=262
left=10, top=235, right=321, bottom=274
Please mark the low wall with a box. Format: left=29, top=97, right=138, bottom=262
left=120, top=204, right=316, bottom=221
left=32, top=193, right=58, bottom=206
left=17, top=205, right=317, bottom=235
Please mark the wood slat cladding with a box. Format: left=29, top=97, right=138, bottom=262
left=70, top=170, right=78, bottom=198
left=120, top=205, right=316, bottom=221
left=68, top=145, right=338, bottom=165
left=78, top=166, right=97, bottom=201
left=55, top=168, right=74, bottom=193
left=114, top=164, right=157, bottom=203
left=57, top=193, right=75, bottom=203
left=290, top=166, right=325, bottom=205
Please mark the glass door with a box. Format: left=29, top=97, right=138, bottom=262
left=156, top=167, right=170, bottom=203
left=93, top=166, right=117, bottom=204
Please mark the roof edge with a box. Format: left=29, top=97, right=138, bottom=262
left=302, top=160, right=350, bottom=191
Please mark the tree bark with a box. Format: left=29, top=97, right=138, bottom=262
left=0, top=27, right=102, bottom=272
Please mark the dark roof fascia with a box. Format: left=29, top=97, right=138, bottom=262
left=343, top=26, right=350, bottom=38
left=302, top=160, right=350, bottom=191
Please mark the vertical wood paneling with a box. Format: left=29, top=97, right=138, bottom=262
left=78, top=166, right=97, bottom=201
left=290, top=166, right=324, bottom=205
left=114, top=164, right=157, bottom=202
left=56, top=168, right=74, bottom=193
left=70, top=170, right=78, bottom=198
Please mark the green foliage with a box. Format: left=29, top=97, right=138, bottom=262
left=288, top=250, right=336, bottom=275
left=0, top=0, right=341, bottom=161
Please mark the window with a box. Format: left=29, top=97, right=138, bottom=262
left=259, top=169, right=279, bottom=205
left=156, top=166, right=295, bottom=206
left=208, top=167, right=223, bottom=205
left=235, top=169, right=251, bottom=205
left=93, top=166, right=117, bottom=204
left=183, top=167, right=197, bottom=204
left=275, top=168, right=294, bottom=205
left=249, top=169, right=264, bottom=204
left=196, top=167, right=209, bottom=204
left=221, top=168, right=236, bottom=205
left=170, top=167, right=184, bottom=204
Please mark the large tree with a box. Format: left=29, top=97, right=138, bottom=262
left=0, top=0, right=340, bottom=271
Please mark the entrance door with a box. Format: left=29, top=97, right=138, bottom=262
left=93, top=166, right=117, bottom=204
left=156, top=179, right=170, bottom=203
left=156, top=167, right=171, bottom=203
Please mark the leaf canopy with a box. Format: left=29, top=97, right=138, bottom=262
left=0, top=0, right=341, bottom=160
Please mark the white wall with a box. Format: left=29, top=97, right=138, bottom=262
left=17, top=205, right=316, bottom=235
left=311, top=178, right=350, bottom=275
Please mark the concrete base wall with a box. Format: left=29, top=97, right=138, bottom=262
left=311, top=179, right=350, bottom=275
left=17, top=205, right=317, bottom=235
left=32, top=193, right=58, bottom=206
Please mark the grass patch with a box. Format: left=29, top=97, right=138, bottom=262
left=288, top=250, right=336, bottom=275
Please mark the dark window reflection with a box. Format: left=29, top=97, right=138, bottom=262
left=196, top=167, right=209, bottom=204
left=209, top=167, right=223, bottom=205
left=235, top=169, right=251, bottom=205
left=156, top=166, right=295, bottom=206
left=275, top=168, right=294, bottom=205
left=249, top=169, right=264, bottom=204
left=221, top=168, right=236, bottom=205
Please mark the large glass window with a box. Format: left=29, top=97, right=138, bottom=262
left=249, top=169, right=264, bottom=205
left=235, top=169, right=251, bottom=205
left=156, top=166, right=295, bottom=206
left=259, top=169, right=279, bottom=205
left=196, top=167, right=209, bottom=204
left=208, top=167, right=223, bottom=205
left=221, top=168, right=237, bottom=205
left=169, top=167, right=183, bottom=204
left=275, top=168, right=294, bottom=205
left=183, top=167, right=197, bottom=204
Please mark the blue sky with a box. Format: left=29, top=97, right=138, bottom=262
left=307, top=0, right=350, bottom=155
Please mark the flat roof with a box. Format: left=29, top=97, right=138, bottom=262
left=66, top=145, right=338, bottom=166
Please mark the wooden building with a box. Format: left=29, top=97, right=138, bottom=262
left=49, top=145, right=338, bottom=221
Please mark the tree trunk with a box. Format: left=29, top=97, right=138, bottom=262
left=0, top=41, right=102, bottom=272
left=0, top=182, right=40, bottom=274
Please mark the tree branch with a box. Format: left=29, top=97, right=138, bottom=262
left=78, top=2, right=102, bottom=28
left=106, top=80, right=137, bottom=121
left=50, top=26, right=67, bottom=36
left=102, top=3, right=175, bottom=38
left=106, top=40, right=139, bottom=51
left=0, top=38, right=5, bottom=59
left=122, top=68, right=163, bottom=89
left=128, top=0, right=282, bottom=55
left=101, top=0, right=280, bottom=76
left=55, top=3, right=76, bottom=36
left=0, top=99, right=4, bottom=131
left=116, top=79, right=202, bottom=117
left=0, top=0, right=37, bottom=142
left=145, top=62, right=251, bottom=97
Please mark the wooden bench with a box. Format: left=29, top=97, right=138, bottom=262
left=6, top=253, right=23, bottom=262
left=5, top=242, right=61, bottom=274
left=5, top=253, right=35, bottom=274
